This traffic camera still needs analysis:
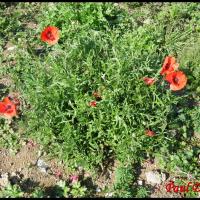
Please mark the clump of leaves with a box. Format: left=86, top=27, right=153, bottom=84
left=55, top=180, right=87, bottom=198
left=112, top=164, right=136, bottom=197
left=0, top=184, right=24, bottom=198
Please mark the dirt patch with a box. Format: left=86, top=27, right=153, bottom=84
left=0, top=143, right=116, bottom=197
left=25, top=22, right=38, bottom=29
left=3, top=42, right=17, bottom=58
left=0, top=76, right=14, bottom=88
left=137, top=158, right=199, bottom=198
left=0, top=143, right=69, bottom=191
left=95, top=159, right=119, bottom=197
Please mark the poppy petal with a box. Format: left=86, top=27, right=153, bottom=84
left=0, top=103, right=7, bottom=113
left=2, top=97, right=12, bottom=104
left=89, top=101, right=97, bottom=107
left=143, top=77, right=156, bottom=86
left=145, top=130, right=155, bottom=137
left=160, top=56, right=178, bottom=76
left=0, top=96, right=17, bottom=119
left=165, top=71, right=187, bottom=91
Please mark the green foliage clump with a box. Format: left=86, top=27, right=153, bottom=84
left=0, top=2, right=200, bottom=197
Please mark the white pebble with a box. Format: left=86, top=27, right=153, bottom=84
left=137, top=180, right=143, bottom=185
left=96, top=187, right=101, bottom=193
left=145, top=171, right=162, bottom=185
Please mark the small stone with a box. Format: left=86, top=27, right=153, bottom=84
left=96, top=187, right=101, bottom=193
left=145, top=171, right=162, bottom=185
left=161, top=172, right=167, bottom=182
left=21, top=141, right=26, bottom=146
left=105, top=192, right=113, bottom=197
left=7, top=46, right=16, bottom=51
left=137, top=180, right=144, bottom=186
left=37, top=150, right=42, bottom=157
left=84, top=172, right=90, bottom=178
left=0, top=173, right=9, bottom=188
left=18, top=168, right=22, bottom=172
left=187, top=173, right=194, bottom=179
left=143, top=18, right=151, bottom=25
left=78, top=166, right=83, bottom=171
left=37, top=159, right=49, bottom=173
left=11, top=172, right=16, bottom=177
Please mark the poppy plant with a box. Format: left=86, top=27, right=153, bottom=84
left=145, top=130, right=155, bottom=137
left=143, top=77, right=156, bottom=86
left=0, top=97, right=17, bottom=119
left=165, top=71, right=187, bottom=91
left=160, top=56, right=179, bottom=76
left=41, top=26, right=59, bottom=45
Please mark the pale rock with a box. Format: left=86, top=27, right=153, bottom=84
left=143, top=18, right=151, bottom=25
left=37, top=159, right=49, bottom=173
left=105, top=192, right=113, bottom=197
left=145, top=171, right=162, bottom=185
left=96, top=187, right=101, bottom=193
left=161, top=172, right=167, bottom=182
left=0, top=173, right=9, bottom=188
left=137, top=179, right=144, bottom=186
left=11, top=172, right=16, bottom=177
left=7, top=46, right=16, bottom=51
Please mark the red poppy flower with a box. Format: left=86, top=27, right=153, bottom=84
left=89, top=101, right=97, bottom=107
left=145, top=130, right=155, bottom=137
left=143, top=77, right=156, bottom=86
left=0, top=97, right=17, bottom=119
left=160, top=56, right=179, bottom=76
left=41, top=26, right=59, bottom=45
left=165, top=71, right=187, bottom=91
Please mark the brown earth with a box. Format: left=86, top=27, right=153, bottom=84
left=0, top=143, right=69, bottom=192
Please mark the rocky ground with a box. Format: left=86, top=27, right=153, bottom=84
left=1, top=142, right=198, bottom=197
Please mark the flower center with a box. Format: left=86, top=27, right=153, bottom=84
left=6, top=105, right=12, bottom=109
left=47, top=31, right=55, bottom=40
left=173, top=77, right=179, bottom=84
left=165, top=64, right=170, bottom=70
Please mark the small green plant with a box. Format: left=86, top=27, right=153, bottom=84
left=0, top=184, right=24, bottom=198
left=70, top=182, right=87, bottom=198
left=55, top=180, right=70, bottom=198
left=55, top=180, right=87, bottom=198
left=30, top=187, right=45, bottom=198
left=136, top=186, right=150, bottom=198
left=185, top=189, right=198, bottom=198
left=113, top=164, right=136, bottom=197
